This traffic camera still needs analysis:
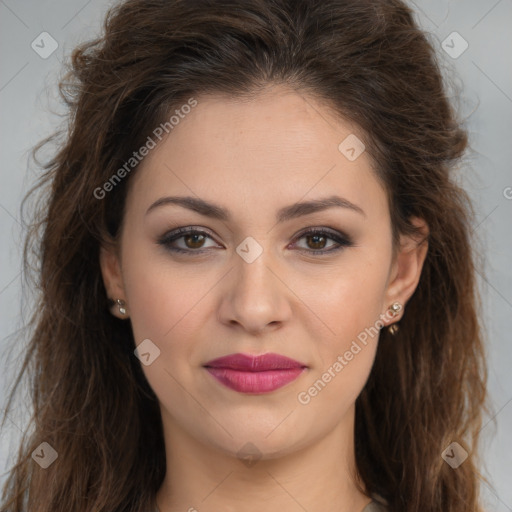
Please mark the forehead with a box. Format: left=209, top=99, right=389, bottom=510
left=125, top=87, right=388, bottom=223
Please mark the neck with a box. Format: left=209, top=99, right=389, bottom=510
left=155, top=404, right=373, bottom=512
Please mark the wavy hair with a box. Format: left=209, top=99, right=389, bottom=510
left=1, top=0, right=493, bottom=510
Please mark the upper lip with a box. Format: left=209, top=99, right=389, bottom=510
left=203, top=353, right=307, bottom=371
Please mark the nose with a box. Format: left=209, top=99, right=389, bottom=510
left=217, top=249, right=292, bottom=335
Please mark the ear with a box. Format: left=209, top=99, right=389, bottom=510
left=99, top=241, right=128, bottom=319
left=382, top=216, right=429, bottom=325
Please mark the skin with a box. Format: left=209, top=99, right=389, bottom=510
left=100, top=85, right=428, bottom=512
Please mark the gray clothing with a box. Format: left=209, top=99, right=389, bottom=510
left=363, top=498, right=389, bottom=511
left=152, top=498, right=389, bottom=511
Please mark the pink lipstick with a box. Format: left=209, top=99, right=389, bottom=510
left=203, top=352, right=307, bottom=394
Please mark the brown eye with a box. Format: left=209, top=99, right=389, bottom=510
left=183, top=233, right=207, bottom=249
left=158, top=226, right=353, bottom=256
left=292, top=228, right=353, bottom=255
left=305, top=233, right=328, bottom=250
left=157, top=228, right=219, bottom=254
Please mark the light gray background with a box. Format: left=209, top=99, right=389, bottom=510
left=0, top=0, right=511, bottom=509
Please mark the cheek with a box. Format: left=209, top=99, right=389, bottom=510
left=295, top=277, right=384, bottom=414
left=291, top=252, right=390, bottom=401
left=122, top=256, right=211, bottom=405
left=119, top=241, right=197, bottom=346
left=295, top=253, right=390, bottom=347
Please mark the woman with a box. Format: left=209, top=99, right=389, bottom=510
left=0, top=0, right=491, bottom=511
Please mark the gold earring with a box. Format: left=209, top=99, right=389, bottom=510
left=388, top=323, right=399, bottom=335
left=387, top=302, right=402, bottom=335
left=389, top=302, right=402, bottom=316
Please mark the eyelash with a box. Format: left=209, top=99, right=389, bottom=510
left=157, top=226, right=354, bottom=256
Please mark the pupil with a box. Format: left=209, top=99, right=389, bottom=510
left=309, top=234, right=325, bottom=249
left=186, top=234, right=204, bottom=248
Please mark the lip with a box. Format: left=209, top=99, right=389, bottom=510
left=203, top=352, right=307, bottom=394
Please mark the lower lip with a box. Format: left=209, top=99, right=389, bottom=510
left=204, top=367, right=306, bottom=393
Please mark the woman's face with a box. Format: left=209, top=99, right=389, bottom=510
left=101, top=86, right=426, bottom=460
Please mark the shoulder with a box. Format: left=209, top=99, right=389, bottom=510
left=363, top=501, right=389, bottom=512
left=363, top=493, right=390, bottom=512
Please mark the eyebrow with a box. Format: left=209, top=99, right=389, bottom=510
left=145, top=194, right=366, bottom=221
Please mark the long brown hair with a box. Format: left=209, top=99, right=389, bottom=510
left=1, top=0, right=493, bottom=510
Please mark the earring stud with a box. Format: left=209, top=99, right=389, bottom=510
left=389, top=302, right=402, bottom=316
left=388, top=323, right=399, bottom=335
left=115, top=299, right=127, bottom=316
left=387, top=302, right=402, bottom=335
